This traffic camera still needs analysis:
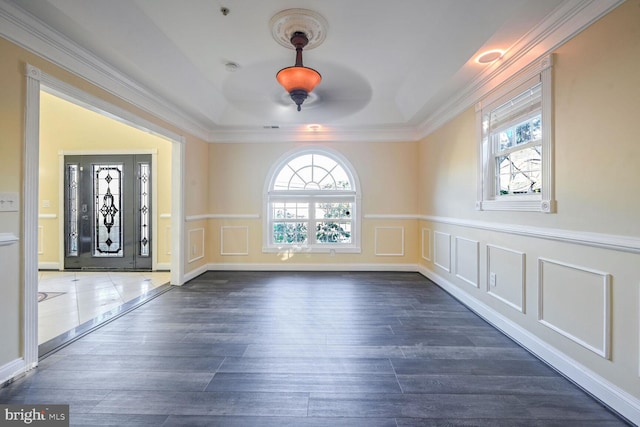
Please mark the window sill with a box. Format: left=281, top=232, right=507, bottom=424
left=262, top=245, right=361, bottom=254
left=477, top=199, right=555, bottom=213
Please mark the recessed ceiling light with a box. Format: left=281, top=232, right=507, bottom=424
left=307, top=124, right=322, bottom=131
left=475, top=49, right=504, bottom=64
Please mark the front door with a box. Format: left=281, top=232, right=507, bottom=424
left=64, top=154, right=152, bottom=270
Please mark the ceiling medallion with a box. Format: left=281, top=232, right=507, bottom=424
left=270, top=9, right=328, bottom=51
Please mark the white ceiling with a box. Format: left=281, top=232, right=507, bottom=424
left=1, top=0, right=619, bottom=142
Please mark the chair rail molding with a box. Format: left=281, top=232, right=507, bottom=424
left=420, top=215, right=640, bottom=254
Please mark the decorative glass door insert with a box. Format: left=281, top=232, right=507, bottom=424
left=64, top=154, right=152, bottom=270
left=94, top=164, right=123, bottom=257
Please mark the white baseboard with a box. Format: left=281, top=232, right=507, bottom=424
left=183, top=264, right=209, bottom=283
left=417, top=265, right=639, bottom=425
left=206, top=262, right=419, bottom=272
left=38, top=262, right=60, bottom=270
left=0, top=358, right=28, bottom=387
left=155, top=262, right=171, bottom=271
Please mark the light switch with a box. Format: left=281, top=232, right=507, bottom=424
left=0, top=192, right=19, bottom=212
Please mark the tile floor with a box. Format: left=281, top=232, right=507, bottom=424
left=38, top=270, right=171, bottom=345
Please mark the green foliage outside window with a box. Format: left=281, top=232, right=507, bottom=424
left=315, top=201, right=351, bottom=243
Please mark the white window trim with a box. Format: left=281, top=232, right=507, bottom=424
left=476, top=54, right=555, bottom=213
left=262, top=146, right=362, bottom=253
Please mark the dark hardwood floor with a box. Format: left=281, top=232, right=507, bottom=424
left=0, top=271, right=630, bottom=426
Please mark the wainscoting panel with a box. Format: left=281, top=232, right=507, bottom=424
left=165, top=226, right=172, bottom=255
left=221, top=226, right=249, bottom=256
left=38, top=225, right=44, bottom=255
left=486, top=245, right=526, bottom=313
left=538, top=258, right=611, bottom=359
left=374, top=227, right=404, bottom=256
left=434, top=231, right=451, bottom=273
left=187, top=228, right=205, bottom=263
left=455, top=237, right=479, bottom=287
left=421, top=228, right=431, bottom=261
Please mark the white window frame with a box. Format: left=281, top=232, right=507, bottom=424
left=263, top=147, right=361, bottom=253
left=476, top=54, right=555, bottom=213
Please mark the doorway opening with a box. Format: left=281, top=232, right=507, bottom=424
left=31, top=81, right=184, bottom=356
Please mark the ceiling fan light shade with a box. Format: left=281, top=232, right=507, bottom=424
left=276, top=66, right=322, bottom=91
left=276, top=30, right=322, bottom=111
left=276, top=66, right=321, bottom=111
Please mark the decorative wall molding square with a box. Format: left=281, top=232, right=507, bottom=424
left=221, top=226, right=249, bottom=256
left=486, top=244, right=526, bottom=313
left=434, top=231, right=451, bottom=273
left=374, top=226, right=405, bottom=256
left=455, top=237, right=479, bottom=288
left=165, top=226, right=172, bottom=255
left=187, top=228, right=205, bottom=263
left=421, top=228, right=431, bottom=261
left=37, top=226, right=44, bottom=255
left=538, top=257, right=611, bottom=359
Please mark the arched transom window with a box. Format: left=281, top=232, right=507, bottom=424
left=264, top=148, right=360, bottom=253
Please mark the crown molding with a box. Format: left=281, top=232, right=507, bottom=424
left=0, top=0, right=624, bottom=144
left=209, top=124, right=419, bottom=144
left=416, top=0, right=624, bottom=140
left=0, top=0, right=210, bottom=141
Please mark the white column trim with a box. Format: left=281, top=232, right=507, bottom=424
left=23, top=63, right=40, bottom=371
left=171, top=139, right=185, bottom=285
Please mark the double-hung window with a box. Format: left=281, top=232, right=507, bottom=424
left=264, top=148, right=361, bottom=253
left=477, top=55, right=555, bottom=212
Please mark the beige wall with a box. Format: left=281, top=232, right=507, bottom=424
left=206, top=141, right=420, bottom=266
left=418, top=0, right=640, bottom=404
left=0, top=38, right=24, bottom=369
left=38, top=91, right=173, bottom=268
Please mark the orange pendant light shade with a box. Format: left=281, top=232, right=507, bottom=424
left=276, top=66, right=321, bottom=94
left=276, top=31, right=321, bottom=111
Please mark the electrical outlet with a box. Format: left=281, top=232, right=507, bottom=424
left=489, top=272, right=497, bottom=287
left=0, top=192, right=19, bottom=212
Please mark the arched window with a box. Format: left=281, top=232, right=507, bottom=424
left=264, top=147, right=361, bottom=253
